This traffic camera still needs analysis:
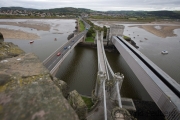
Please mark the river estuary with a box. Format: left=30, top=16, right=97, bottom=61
left=2, top=19, right=180, bottom=101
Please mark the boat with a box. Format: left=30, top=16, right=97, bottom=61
left=30, top=41, right=34, bottom=44
left=161, top=50, right=168, bottom=54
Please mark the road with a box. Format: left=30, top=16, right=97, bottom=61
left=44, top=19, right=90, bottom=72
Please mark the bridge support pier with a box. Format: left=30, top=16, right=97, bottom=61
left=82, top=35, right=86, bottom=42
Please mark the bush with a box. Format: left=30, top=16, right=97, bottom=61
left=123, top=35, right=131, bottom=41
left=86, top=27, right=95, bottom=37
left=81, top=96, right=94, bottom=109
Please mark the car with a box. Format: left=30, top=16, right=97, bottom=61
left=64, top=47, right=67, bottom=50
left=72, top=40, right=74, bottom=42
left=68, top=46, right=71, bottom=49
left=57, top=52, right=61, bottom=56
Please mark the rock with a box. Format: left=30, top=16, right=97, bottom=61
left=0, top=53, right=79, bottom=120
left=67, top=33, right=74, bottom=40
left=111, top=107, right=137, bottom=120
left=0, top=74, right=11, bottom=86
left=0, top=32, right=4, bottom=43
left=130, top=40, right=139, bottom=49
left=68, top=90, right=87, bottom=120
left=52, top=77, right=68, bottom=98
left=0, top=42, right=24, bottom=60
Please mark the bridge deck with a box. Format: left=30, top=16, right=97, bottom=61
left=97, top=32, right=107, bottom=73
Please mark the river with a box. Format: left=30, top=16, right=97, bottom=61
left=2, top=19, right=179, bottom=101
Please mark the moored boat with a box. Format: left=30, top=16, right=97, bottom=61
left=30, top=41, right=34, bottom=43
left=161, top=50, right=168, bottom=54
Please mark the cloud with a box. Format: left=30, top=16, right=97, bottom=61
left=0, top=0, right=180, bottom=11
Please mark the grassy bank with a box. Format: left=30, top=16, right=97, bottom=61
left=81, top=96, right=94, bottom=110
left=85, top=37, right=94, bottom=42
left=79, top=19, right=85, bottom=32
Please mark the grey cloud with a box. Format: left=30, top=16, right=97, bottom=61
left=0, top=0, right=180, bottom=11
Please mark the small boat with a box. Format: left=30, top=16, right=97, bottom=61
left=30, top=41, right=34, bottom=44
left=161, top=50, right=168, bottom=54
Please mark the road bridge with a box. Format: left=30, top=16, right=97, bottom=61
left=43, top=19, right=90, bottom=76
left=112, top=36, right=180, bottom=119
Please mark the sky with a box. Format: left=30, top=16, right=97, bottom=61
left=0, top=0, right=180, bottom=11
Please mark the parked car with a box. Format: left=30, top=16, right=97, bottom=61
left=57, top=52, right=61, bottom=56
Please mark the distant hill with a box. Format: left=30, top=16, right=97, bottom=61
left=106, top=10, right=180, bottom=19
left=0, top=7, right=180, bottom=19
left=0, top=7, right=37, bottom=11
left=41, top=7, right=94, bottom=14
left=0, top=7, right=94, bottom=15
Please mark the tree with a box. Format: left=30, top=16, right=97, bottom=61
left=86, top=27, right=95, bottom=37
left=103, top=26, right=107, bottom=38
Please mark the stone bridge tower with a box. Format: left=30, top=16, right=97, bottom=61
left=107, top=25, right=125, bottom=45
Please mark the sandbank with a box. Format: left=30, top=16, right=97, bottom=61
left=0, top=21, right=50, bottom=31
left=0, top=28, right=40, bottom=40
left=130, top=25, right=180, bottom=38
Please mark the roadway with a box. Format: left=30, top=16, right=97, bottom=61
left=44, top=18, right=90, bottom=72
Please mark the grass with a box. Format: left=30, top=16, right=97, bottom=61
left=81, top=96, right=94, bottom=109
left=85, top=37, right=94, bottom=42
left=123, top=35, right=131, bottom=41
left=92, top=33, right=95, bottom=37
left=128, top=18, right=138, bottom=20
left=79, top=19, right=85, bottom=32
